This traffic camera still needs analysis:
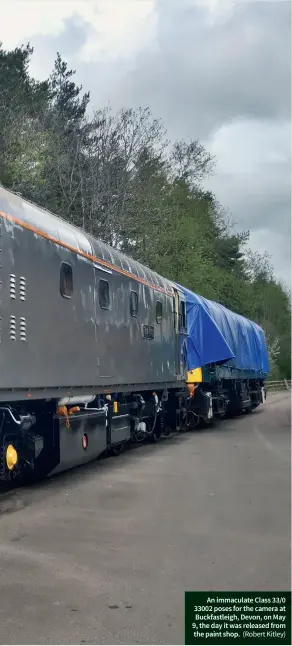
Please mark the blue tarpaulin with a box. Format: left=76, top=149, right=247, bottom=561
left=178, top=285, right=269, bottom=375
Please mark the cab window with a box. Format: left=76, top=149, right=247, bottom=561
left=179, top=300, right=186, bottom=330
left=60, top=262, right=73, bottom=298
left=130, top=291, right=138, bottom=317
left=156, top=300, right=163, bottom=324
left=99, top=279, right=110, bottom=309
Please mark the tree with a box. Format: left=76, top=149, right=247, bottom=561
left=50, top=52, right=90, bottom=128
left=0, top=42, right=49, bottom=189
left=170, top=139, right=215, bottom=185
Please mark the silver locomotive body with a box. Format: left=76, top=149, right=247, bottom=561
left=0, top=186, right=186, bottom=398
left=0, top=187, right=187, bottom=479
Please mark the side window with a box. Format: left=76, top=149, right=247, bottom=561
left=60, top=262, right=73, bottom=298
left=99, top=279, right=110, bottom=309
left=156, top=300, right=163, bottom=324
left=180, top=300, right=186, bottom=330
left=130, top=290, right=138, bottom=317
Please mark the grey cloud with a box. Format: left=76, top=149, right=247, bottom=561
left=207, top=145, right=291, bottom=234
left=29, top=14, right=93, bottom=79
left=207, top=167, right=291, bottom=280
left=51, top=15, right=91, bottom=58
left=98, top=0, right=291, bottom=140
left=31, top=1, right=291, bottom=141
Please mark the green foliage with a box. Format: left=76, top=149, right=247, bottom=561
left=0, top=43, right=49, bottom=189
left=0, top=43, right=290, bottom=378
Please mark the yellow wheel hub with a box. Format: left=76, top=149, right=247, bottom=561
left=6, top=444, right=18, bottom=470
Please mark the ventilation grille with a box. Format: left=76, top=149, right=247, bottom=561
left=20, top=317, right=27, bottom=342
left=10, top=315, right=16, bottom=340
left=20, top=276, right=26, bottom=301
left=10, top=274, right=16, bottom=299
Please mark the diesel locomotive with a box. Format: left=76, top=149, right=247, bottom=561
left=0, top=186, right=269, bottom=482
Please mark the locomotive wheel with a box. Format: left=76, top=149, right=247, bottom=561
left=180, top=409, right=188, bottom=432
left=200, top=415, right=214, bottom=429
left=182, top=409, right=199, bottom=432
left=150, top=417, right=161, bottom=443
left=111, top=442, right=125, bottom=456
left=134, top=431, right=145, bottom=443
left=151, top=428, right=161, bottom=442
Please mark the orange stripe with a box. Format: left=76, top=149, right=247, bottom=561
left=0, top=209, right=174, bottom=297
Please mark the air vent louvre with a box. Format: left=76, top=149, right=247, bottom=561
left=20, top=276, right=26, bottom=301
left=10, top=274, right=16, bottom=299
left=20, top=316, right=26, bottom=342
left=10, top=315, right=16, bottom=340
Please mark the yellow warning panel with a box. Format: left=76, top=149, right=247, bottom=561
left=186, top=367, right=203, bottom=383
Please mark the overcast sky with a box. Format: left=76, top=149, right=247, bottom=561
left=2, top=0, right=291, bottom=286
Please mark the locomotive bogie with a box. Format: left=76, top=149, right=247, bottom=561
left=0, top=377, right=265, bottom=481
